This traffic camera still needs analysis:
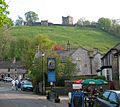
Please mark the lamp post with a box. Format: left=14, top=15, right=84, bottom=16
left=34, top=46, right=45, bottom=95
left=42, top=52, right=45, bottom=94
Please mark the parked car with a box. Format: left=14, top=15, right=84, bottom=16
left=3, top=77, right=13, bottom=82
left=21, top=80, right=33, bottom=91
left=95, top=90, right=120, bottom=107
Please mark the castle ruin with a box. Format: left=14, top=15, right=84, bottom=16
left=62, top=16, right=73, bottom=25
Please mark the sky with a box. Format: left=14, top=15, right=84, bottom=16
left=6, top=0, right=120, bottom=24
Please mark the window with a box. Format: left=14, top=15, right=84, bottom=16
left=106, top=70, right=110, bottom=80
left=109, top=92, right=117, bottom=103
left=102, top=91, right=110, bottom=99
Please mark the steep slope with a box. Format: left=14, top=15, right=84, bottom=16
left=9, top=26, right=120, bottom=53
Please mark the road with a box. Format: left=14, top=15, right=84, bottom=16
left=0, top=82, right=69, bottom=107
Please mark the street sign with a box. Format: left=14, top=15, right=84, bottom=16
left=48, top=71, right=56, bottom=82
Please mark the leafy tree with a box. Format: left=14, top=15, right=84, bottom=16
left=83, top=20, right=91, bottom=26
left=56, top=57, right=76, bottom=80
left=0, top=28, right=11, bottom=60
left=52, top=44, right=64, bottom=51
left=98, top=17, right=112, bottom=31
left=76, top=17, right=91, bottom=27
left=33, top=34, right=55, bottom=51
left=15, top=16, right=24, bottom=26
left=24, top=11, right=39, bottom=25
left=76, top=17, right=85, bottom=26
left=8, top=37, right=30, bottom=60
left=0, top=0, right=12, bottom=27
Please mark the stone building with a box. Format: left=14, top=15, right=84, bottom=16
left=62, top=16, right=73, bottom=25
left=0, top=60, right=26, bottom=80
left=41, top=20, right=48, bottom=26
left=71, top=48, right=102, bottom=76
left=56, top=46, right=102, bottom=76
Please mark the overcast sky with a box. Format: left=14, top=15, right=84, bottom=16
left=6, top=0, right=120, bottom=24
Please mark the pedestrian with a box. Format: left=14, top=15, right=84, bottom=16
left=92, top=88, right=97, bottom=95
left=15, top=79, right=19, bottom=91
left=109, top=81, right=115, bottom=90
left=11, top=79, right=15, bottom=90
left=99, top=86, right=103, bottom=92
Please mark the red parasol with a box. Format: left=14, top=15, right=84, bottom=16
left=73, top=80, right=83, bottom=84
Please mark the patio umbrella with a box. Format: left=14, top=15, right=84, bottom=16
left=97, top=79, right=108, bottom=85
left=81, top=79, right=103, bottom=85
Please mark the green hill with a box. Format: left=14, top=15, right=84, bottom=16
left=9, top=26, right=120, bottom=53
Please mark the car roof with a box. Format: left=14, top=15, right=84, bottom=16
left=107, top=90, right=120, bottom=94
left=4, top=77, right=12, bottom=78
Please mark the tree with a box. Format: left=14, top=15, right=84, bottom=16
left=83, top=20, right=91, bottom=26
left=33, top=34, right=55, bottom=51
left=24, top=11, right=39, bottom=25
left=0, top=28, right=11, bottom=60
left=98, top=17, right=112, bottom=31
left=76, top=17, right=91, bottom=27
left=76, top=17, right=85, bottom=26
left=15, top=16, right=24, bottom=26
left=57, top=57, right=75, bottom=79
left=0, top=0, right=11, bottom=27
left=9, top=37, right=30, bottom=60
left=52, top=44, right=64, bottom=51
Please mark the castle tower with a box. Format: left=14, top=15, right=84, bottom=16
left=62, top=16, right=73, bottom=25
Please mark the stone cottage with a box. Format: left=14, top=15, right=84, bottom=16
left=55, top=47, right=102, bottom=76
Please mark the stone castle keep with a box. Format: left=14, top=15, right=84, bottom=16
left=62, top=16, right=73, bottom=25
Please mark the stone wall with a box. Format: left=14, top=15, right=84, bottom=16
left=71, top=48, right=102, bottom=76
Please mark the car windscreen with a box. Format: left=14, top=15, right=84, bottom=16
left=23, top=82, right=32, bottom=85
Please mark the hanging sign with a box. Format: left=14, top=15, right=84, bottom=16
left=47, top=57, right=56, bottom=69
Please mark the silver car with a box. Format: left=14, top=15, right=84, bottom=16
left=95, top=90, right=120, bottom=107
left=4, top=77, right=13, bottom=82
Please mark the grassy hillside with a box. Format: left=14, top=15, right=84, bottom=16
left=9, top=26, right=120, bottom=53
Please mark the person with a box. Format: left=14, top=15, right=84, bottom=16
left=92, top=88, right=97, bottom=95
left=11, top=79, right=15, bottom=90
left=15, top=79, right=19, bottom=91
left=109, top=81, right=115, bottom=90
left=99, top=86, right=103, bottom=92
left=98, top=86, right=103, bottom=95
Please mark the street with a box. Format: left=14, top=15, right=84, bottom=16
left=0, top=82, right=69, bottom=107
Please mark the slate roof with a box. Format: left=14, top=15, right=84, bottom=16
left=0, top=61, right=25, bottom=69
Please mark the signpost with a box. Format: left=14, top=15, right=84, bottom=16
left=47, top=57, right=59, bottom=102
left=47, top=57, right=56, bottom=87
